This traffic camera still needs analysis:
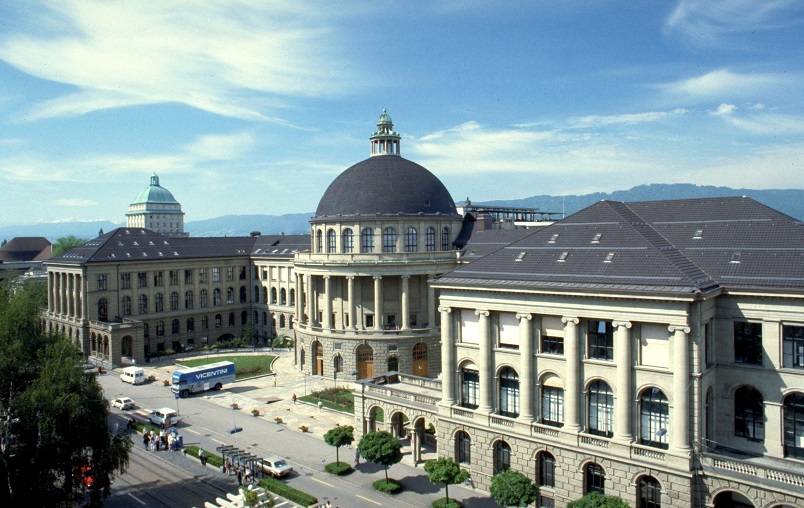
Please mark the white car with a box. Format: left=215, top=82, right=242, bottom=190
left=259, top=456, right=293, bottom=477
left=111, top=397, right=135, bottom=410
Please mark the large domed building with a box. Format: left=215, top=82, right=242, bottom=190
left=126, top=174, right=187, bottom=236
left=293, top=111, right=464, bottom=380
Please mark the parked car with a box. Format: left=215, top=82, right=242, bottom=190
left=259, top=456, right=293, bottom=477
left=120, top=366, right=145, bottom=385
left=111, top=397, right=135, bottom=410
left=148, top=407, right=179, bottom=428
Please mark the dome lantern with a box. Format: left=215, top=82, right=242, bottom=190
left=369, top=108, right=401, bottom=157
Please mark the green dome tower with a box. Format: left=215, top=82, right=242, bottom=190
left=125, top=173, right=186, bottom=236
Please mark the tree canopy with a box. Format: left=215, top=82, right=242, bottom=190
left=52, top=235, right=87, bottom=257
left=489, top=469, right=538, bottom=507
left=567, top=492, right=629, bottom=508
left=323, top=425, right=354, bottom=464
left=424, top=457, right=469, bottom=505
left=357, top=431, right=402, bottom=481
left=0, top=283, right=130, bottom=505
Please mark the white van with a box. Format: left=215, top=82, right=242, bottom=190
left=148, top=407, right=179, bottom=428
left=120, top=366, right=145, bottom=385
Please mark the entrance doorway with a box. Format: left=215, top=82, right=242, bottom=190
left=312, top=341, right=324, bottom=375
left=412, top=342, right=428, bottom=377
left=356, top=344, right=374, bottom=379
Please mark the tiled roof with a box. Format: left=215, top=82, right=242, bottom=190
left=0, top=236, right=52, bottom=262
left=440, top=196, right=804, bottom=295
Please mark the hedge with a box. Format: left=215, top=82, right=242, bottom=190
left=432, top=498, right=462, bottom=508
left=373, top=478, right=402, bottom=494
left=324, top=461, right=353, bottom=476
left=259, top=477, right=318, bottom=506
left=184, top=445, right=224, bottom=468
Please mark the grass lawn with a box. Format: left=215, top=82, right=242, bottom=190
left=298, top=388, right=355, bottom=414
left=176, top=354, right=276, bottom=380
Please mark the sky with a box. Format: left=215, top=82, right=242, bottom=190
left=0, top=0, right=803, bottom=226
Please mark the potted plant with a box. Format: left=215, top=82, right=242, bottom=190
left=251, top=408, right=260, bottom=417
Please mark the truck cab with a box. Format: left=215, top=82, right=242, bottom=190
left=171, top=361, right=236, bottom=398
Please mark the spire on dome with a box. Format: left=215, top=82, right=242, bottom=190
left=150, top=173, right=160, bottom=186
left=369, top=109, right=401, bottom=157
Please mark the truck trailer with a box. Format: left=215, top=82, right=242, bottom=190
left=171, top=361, right=236, bottom=398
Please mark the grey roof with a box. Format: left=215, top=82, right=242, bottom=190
left=461, top=229, right=534, bottom=260
left=0, top=237, right=51, bottom=262
left=48, top=228, right=310, bottom=265
left=440, top=196, right=804, bottom=295
left=314, top=156, right=459, bottom=220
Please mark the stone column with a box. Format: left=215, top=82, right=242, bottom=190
left=53, top=272, right=59, bottom=314
left=562, top=317, right=581, bottom=432
left=613, top=320, right=633, bottom=443
left=477, top=310, right=493, bottom=413
left=439, top=306, right=455, bottom=405
left=347, top=276, right=356, bottom=330
left=305, top=274, right=313, bottom=325
left=517, top=313, right=534, bottom=422
left=68, top=274, right=74, bottom=317
left=295, top=273, right=302, bottom=321
left=79, top=274, right=85, bottom=320
left=401, top=275, right=410, bottom=330
left=670, top=325, right=692, bottom=454
left=63, top=273, right=68, bottom=315
left=373, top=276, right=383, bottom=331
left=47, top=272, right=53, bottom=312
left=323, top=275, right=332, bottom=329
left=59, top=272, right=65, bottom=314
left=427, top=277, right=435, bottom=328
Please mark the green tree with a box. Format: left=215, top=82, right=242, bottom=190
left=323, top=425, right=354, bottom=465
left=242, top=323, right=258, bottom=348
left=357, top=431, right=402, bottom=482
left=567, top=492, right=629, bottom=508
left=489, top=469, right=538, bottom=507
left=424, top=457, right=469, bottom=506
left=51, top=235, right=87, bottom=257
left=0, top=283, right=130, bottom=505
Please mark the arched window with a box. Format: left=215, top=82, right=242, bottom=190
left=412, top=342, right=428, bottom=376
left=382, top=227, right=397, bottom=253
left=171, top=319, right=180, bottom=334
left=185, top=290, right=194, bottom=309
left=262, top=312, right=267, bottom=325
left=262, top=287, right=268, bottom=304
left=735, top=386, right=764, bottom=441
left=537, top=451, right=555, bottom=487
left=228, top=312, right=235, bottom=326
left=226, top=287, right=234, bottom=304
left=156, top=320, right=165, bottom=336
left=588, top=380, right=614, bottom=437
left=405, top=226, right=417, bottom=252
left=279, top=314, right=285, bottom=328
left=143, top=323, right=149, bottom=338
left=493, top=440, right=511, bottom=474
left=705, top=387, right=714, bottom=446
left=213, top=288, right=221, bottom=306
left=455, top=431, right=471, bottom=464
left=425, top=227, right=436, bottom=251
left=640, top=388, right=669, bottom=448
left=215, top=314, right=222, bottom=328
left=783, top=392, right=804, bottom=458
left=241, top=311, right=248, bottom=325
left=461, top=363, right=479, bottom=409
left=334, top=354, right=343, bottom=374
left=342, top=228, right=354, bottom=253
left=271, top=287, right=277, bottom=304
left=541, top=375, right=564, bottom=427
left=97, top=298, right=108, bottom=321
left=441, top=226, right=451, bottom=251
left=280, top=288, right=287, bottom=305
left=138, top=294, right=148, bottom=314
left=239, top=286, right=247, bottom=303
left=155, top=293, right=164, bottom=312
left=498, top=367, right=520, bottom=418
left=290, top=288, right=295, bottom=305
left=121, top=296, right=132, bottom=316
left=200, top=289, right=208, bottom=308
left=387, top=356, right=399, bottom=372
left=356, top=344, right=374, bottom=379
left=584, top=463, right=605, bottom=494
left=637, top=476, right=661, bottom=508
left=170, top=291, right=179, bottom=311
left=315, top=230, right=323, bottom=253
left=361, top=227, right=374, bottom=253
left=326, top=229, right=336, bottom=253
left=186, top=317, right=194, bottom=332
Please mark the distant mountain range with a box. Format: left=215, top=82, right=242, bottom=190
left=2, top=184, right=802, bottom=241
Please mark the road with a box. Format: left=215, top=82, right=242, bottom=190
left=100, top=372, right=497, bottom=508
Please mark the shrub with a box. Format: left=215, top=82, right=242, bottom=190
left=251, top=408, right=260, bottom=416
left=324, top=461, right=353, bottom=476
left=323, top=425, right=354, bottom=464
left=567, top=492, right=629, bottom=508
left=358, top=431, right=402, bottom=482
left=432, top=498, right=462, bottom=508
left=184, top=446, right=223, bottom=468
left=372, top=479, right=402, bottom=494
left=259, top=477, right=317, bottom=506
left=162, top=379, right=170, bottom=386
left=490, top=469, right=538, bottom=507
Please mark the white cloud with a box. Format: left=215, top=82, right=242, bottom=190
left=666, top=0, right=802, bottom=42
left=0, top=1, right=359, bottom=122
left=721, top=113, right=804, bottom=135
left=183, top=132, right=257, bottom=161
left=659, top=69, right=786, bottom=98
left=711, top=103, right=737, bottom=116
left=55, top=198, right=97, bottom=207
left=570, top=109, right=687, bottom=128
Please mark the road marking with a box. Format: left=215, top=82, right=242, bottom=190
left=183, top=427, right=201, bottom=435
left=356, top=494, right=382, bottom=506
left=127, top=493, right=147, bottom=506
left=211, top=437, right=227, bottom=445
left=311, top=477, right=335, bottom=488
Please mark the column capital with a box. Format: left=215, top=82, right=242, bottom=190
left=516, top=312, right=532, bottom=321
left=373, top=275, right=383, bottom=281
left=345, top=275, right=355, bottom=281
left=474, top=309, right=490, bottom=318
left=561, top=316, right=580, bottom=325
left=401, top=274, right=411, bottom=280
left=668, top=324, right=691, bottom=334
left=613, top=320, right=632, bottom=329
left=323, top=274, right=331, bottom=280
left=438, top=306, right=452, bottom=314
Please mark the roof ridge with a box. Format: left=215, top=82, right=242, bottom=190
left=606, top=201, right=718, bottom=292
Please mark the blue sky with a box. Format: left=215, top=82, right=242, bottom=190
left=1, top=0, right=803, bottom=225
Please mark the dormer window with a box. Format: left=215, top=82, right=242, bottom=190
left=693, top=229, right=703, bottom=240
left=557, top=251, right=569, bottom=262
left=548, top=233, right=559, bottom=244
left=515, top=252, right=527, bottom=262
left=603, top=252, right=615, bottom=263
left=730, top=252, right=741, bottom=264
left=591, top=233, right=602, bottom=244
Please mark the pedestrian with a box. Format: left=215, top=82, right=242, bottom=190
left=199, top=449, right=207, bottom=467
left=236, top=469, right=242, bottom=486
left=167, top=433, right=174, bottom=451
left=325, top=501, right=332, bottom=508
left=155, top=437, right=161, bottom=451
left=142, top=432, right=150, bottom=450
left=292, top=393, right=297, bottom=405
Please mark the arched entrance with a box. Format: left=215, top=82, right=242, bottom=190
left=367, top=406, right=384, bottom=433
left=412, top=342, right=428, bottom=377
left=390, top=411, right=409, bottom=439
left=713, top=491, right=753, bottom=508
left=121, top=335, right=133, bottom=358
left=356, top=344, right=374, bottom=379
left=312, top=341, right=324, bottom=376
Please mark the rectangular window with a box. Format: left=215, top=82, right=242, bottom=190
left=588, top=320, right=614, bottom=360
left=365, top=314, right=374, bottom=328
left=199, top=268, right=208, bottom=283
left=261, top=268, right=268, bottom=280
left=153, top=271, right=163, bottom=286
left=542, top=335, right=564, bottom=355
left=704, top=321, right=714, bottom=368
left=497, top=312, right=519, bottom=349
left=120, top=273, right=131, bottom=290
left=461, top=369, right=479, bottom=409
left=97, top=274, right=107, bottom=290
left=538, top=454, right=555, bottom=487
left=226, top=266, right=234, bottom=281
left=539, top=496, right=555, bottom=508
left=239, top=266, right=247, bottom=280
left=212, top=267, right=220, bottom=283
left=137, top=272, right=147, bottom=288
left=169, top=270, right=178, bottom=286
left=783, top=325, right=804, bottom=369
left=541, top=387, right=564, bottom=426
left=184, top=269, right=193, bottom=285
left=734, top=321, right=763, bottom=365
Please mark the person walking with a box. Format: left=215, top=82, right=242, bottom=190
left=292, top=393, right=297, bottom=405
left=236, top=468, right=243, bottom=486
left=142, top=432, right=150, bottom=450
left=199, top=449, right=207, bottom=467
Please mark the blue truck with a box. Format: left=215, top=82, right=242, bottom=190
left=171, top=361, right=236, bottom=398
